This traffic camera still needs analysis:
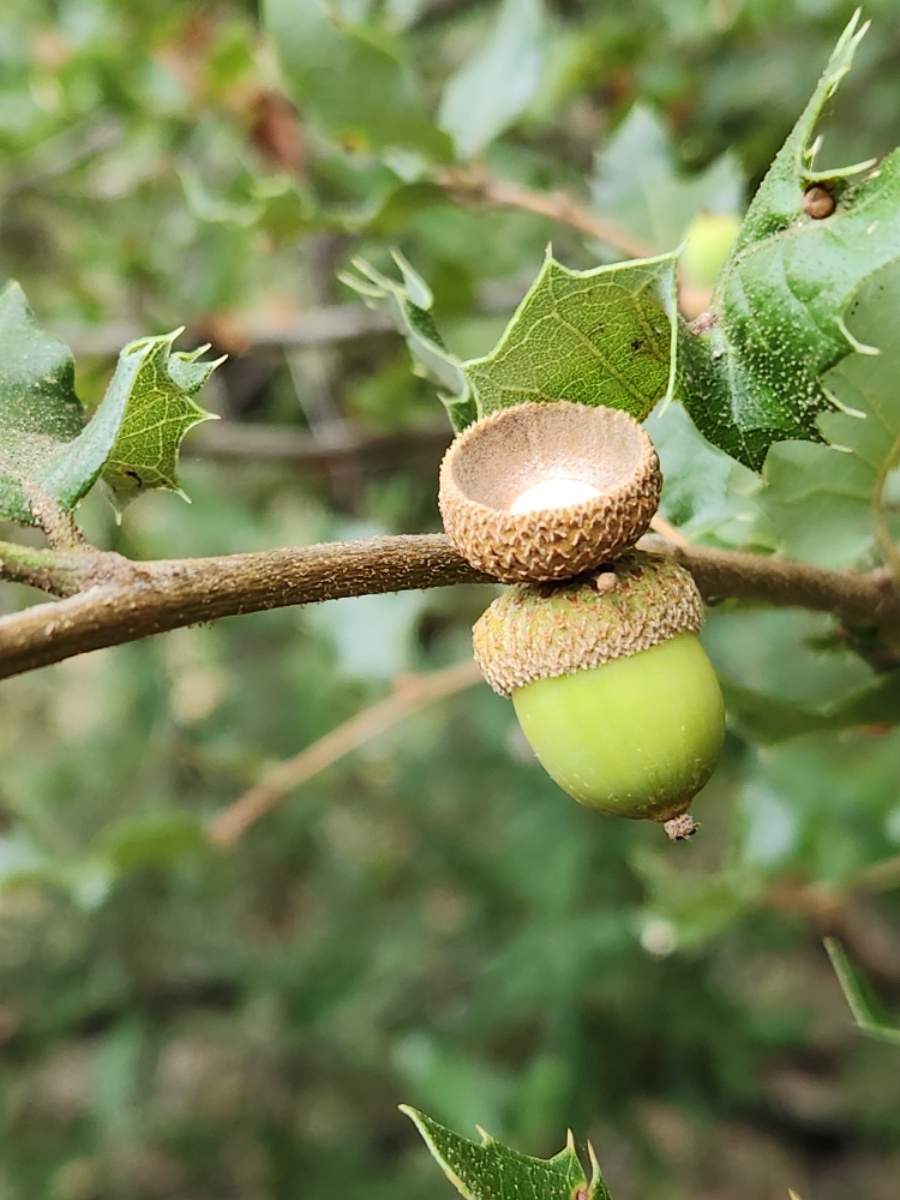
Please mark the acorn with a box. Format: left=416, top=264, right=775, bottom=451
left=439, top=401, right=661, bottom=584
left=680, top=211, right=742, bottom=289
left=473, top=552, right=726, bottom=838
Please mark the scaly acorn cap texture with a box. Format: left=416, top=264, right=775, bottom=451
left=473, top=551, right=703, bottom=697
left=438, top=401, right=662, bottom=584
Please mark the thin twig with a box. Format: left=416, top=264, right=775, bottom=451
left=435, top=166, right=657, bottom=261
left=208, top=660, right=482, bottom=847
left=649, top=514, right=690, bottom=548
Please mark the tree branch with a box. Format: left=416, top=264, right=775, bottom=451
left=0, top=533, right=898, bottom=682
left=435, top=166, right=657, bottom=261
left=208, top=660, right=482, bottom=847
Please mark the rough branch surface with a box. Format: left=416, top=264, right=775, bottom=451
left=1, top=532, right=898, bottom=681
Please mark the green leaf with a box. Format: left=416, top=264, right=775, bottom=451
left=679, top=14, right=900, bottom=470
left=95, top=811, right=208, bottom=873
left=347, top=248, right=679, bottom=430
left=99, top=331, right=221, bottom=512
left=263, top=0, right=451, bottom=159
left=401, top=1106, right=612, bottom=1200
left=464, top=250, right=679, bottom=422
left=825, top=938, right=900, bottom=1046
left=438, top=0, right=545, bottom=160
left=0, top=281, right=85, bottom=524
left=0, top=283, right=221, bottom=523
left=721, top=672, right=900, bottom=745
left=346, top=249, right=679, bottom=431
left=591, top=105, right=743, bottom=252
left=757, top=264, right=900, bottom=568
left=645, top=403, right=760, bottom=546
left=340, top=253, right=476, bottom=432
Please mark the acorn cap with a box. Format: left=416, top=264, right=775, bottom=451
left=473, top=551, right=703, bottom=696
left=439, top=401, right=662, bottom=584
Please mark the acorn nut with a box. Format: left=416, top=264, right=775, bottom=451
left=439, top=401, right=662, bottom=583
left=473, top=552, right=726, bottom=838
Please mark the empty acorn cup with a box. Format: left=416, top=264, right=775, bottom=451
left=438, top=401, right=662, bottom=583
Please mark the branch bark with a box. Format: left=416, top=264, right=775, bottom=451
left=1, top=532, right=899, bottom=682
left=435, top=166, right=657, bottom=260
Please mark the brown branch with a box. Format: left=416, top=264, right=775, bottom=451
left=208, top=660, right=482, bottom=847
left=435, top=166, right=657, bottom=261
left=0, top=533, right=898, bottom=682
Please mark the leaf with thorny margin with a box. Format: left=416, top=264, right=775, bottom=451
left=465, top=249, right=678, bottom=422
left=0, top=282, right=221, bottom=525
left=99, top=331, right=222, bottom=512
left=401, top=1105, right=613, bottom=1200
left=678, top=12, right=900, bottom=470
left=757, top=263, right=900, bottom=569
left=343, top=248, right=679, bottom=433
left=340, top=253, right=476, bottom=432
left=824, top=938, right=900, bottom=1046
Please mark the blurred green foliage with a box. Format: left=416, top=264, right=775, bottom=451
left=1, top=2, right=900, bottom=1198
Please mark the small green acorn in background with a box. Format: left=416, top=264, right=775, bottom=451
left=439, top=400, right=726, bottom=840
left=680, top=211, right=742, bottom=290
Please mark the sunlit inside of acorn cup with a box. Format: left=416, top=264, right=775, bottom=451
left=448, top=402, right=649, bottom=516
left=508, top=476, right=602, bottom=514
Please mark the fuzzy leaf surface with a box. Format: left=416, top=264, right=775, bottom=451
left=0, top=282, right=219, bottom=523
left=757, top=264, right=900, bottom=568
left=679, top=14, right=900, bottom=469
left=402, top=1106, right=612, bottom=1200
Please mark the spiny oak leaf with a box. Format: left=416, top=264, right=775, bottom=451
left=401, top=1105, right=612, bottom=1200
left=343, top=248, right=679, bottom=433
left=0, top=282, right=221, bottom=525
left=678, top=12, right=900, bottom=470
left=100, top=331, right=222, bottom=513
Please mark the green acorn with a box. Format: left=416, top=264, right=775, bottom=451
left=473, top=552, right=726, bottom=839
left=680, top=211, right=742, bottom=289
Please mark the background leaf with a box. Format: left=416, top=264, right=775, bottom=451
left=591, top=105, right=743, bottom=253
left=438, top=0, right=545, bottom=161
left=264, top=0, right=450, bottom=159
left=825, top=939, right=900, bottom=1046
